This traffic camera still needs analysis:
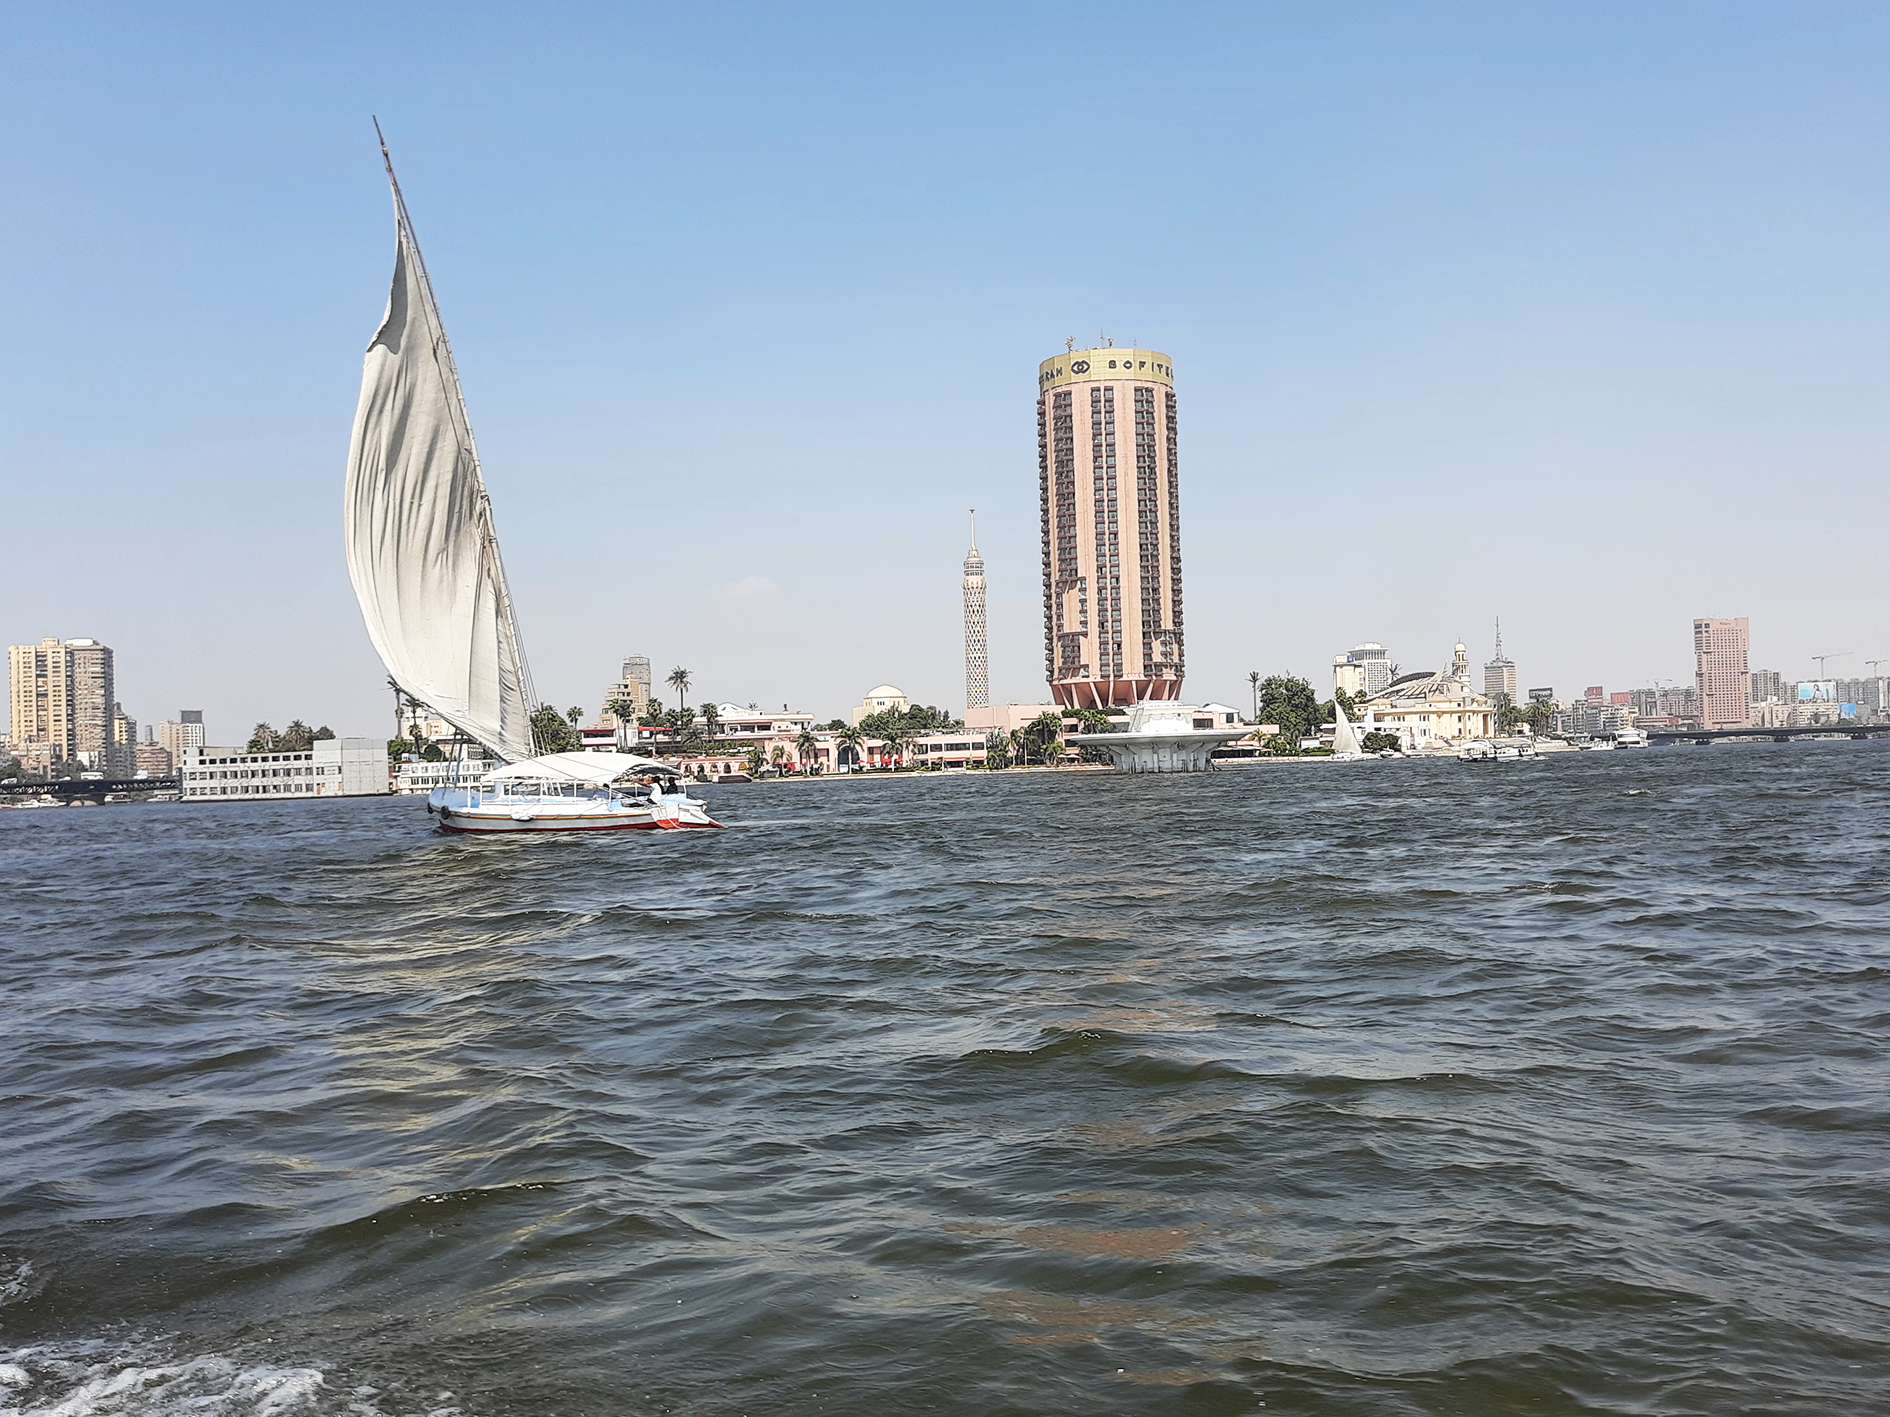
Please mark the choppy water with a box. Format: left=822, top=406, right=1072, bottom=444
left=2, top=744, right=1887, bottom=1416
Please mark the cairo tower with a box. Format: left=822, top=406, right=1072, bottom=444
left=1036, top=345, right=1184, bottom=708
left=962, top=511, right=988, bottom=710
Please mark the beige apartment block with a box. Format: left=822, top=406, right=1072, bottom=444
left=8, top=638, right=70, bottom=755
left=8, top=636, right=118, bottom=768
left=157, top=712, right=205, bottom=765
left=1693, top=617, right=1750, bottom=730
left=1038, top=346, right=1184, bottom=708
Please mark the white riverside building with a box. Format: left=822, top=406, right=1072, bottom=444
left=180, top=738, right=387, bottom=801
left=394, top=756, right=497, bottom=795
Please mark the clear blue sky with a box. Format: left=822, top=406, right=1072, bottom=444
left=6, top=3, right=1888, bottom=738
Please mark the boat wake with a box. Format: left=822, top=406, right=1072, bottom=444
left=0, top=1338, right=459, bottom=1417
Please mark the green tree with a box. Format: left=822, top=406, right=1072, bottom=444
left=1256, top=675, right=1319, bottom=742
left=744, top=745, right=766, bottom=776
left=819, top=718, right=847, bottom=731
left=531, top=703, right=579, bottom=754
left=795, top=729, right=818, bottom=772
left=605, top=695, right=638, bottom=725
left=1518, top=699, right=1555, bottom=735
left=770, top=744, right=787, bottom=774
left=837, top=724, right=866, bottom=769
left=247, top=722, right=278, bottom=753
left=1016, top=710, right=1065, bottom=765
left=1068, top=708, right=1119, bottom=764
left=1360, top=729, right=1401, bottom=753
left=701, top=703, right=722, bottom=746
left=983, top=731, right=1011, bottom=770
left=313, top=726, right=335, bottom=741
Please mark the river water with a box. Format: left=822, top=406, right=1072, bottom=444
left=2, top=744, right=1886, bottom=1416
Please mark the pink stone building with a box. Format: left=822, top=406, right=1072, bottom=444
left=1693, top=616, right=1750, bottom=729
left=1037, top=346, right=1184, bottom=708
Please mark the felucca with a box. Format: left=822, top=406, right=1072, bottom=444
left=343, top=124, right=721, bottom=833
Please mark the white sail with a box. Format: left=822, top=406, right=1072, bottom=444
left=344, top=141, right=536, bottom=762
left=1333, top=697, right=1363, bottom=758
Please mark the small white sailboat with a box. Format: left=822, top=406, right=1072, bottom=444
left=344, top=125, right=722, bottom=835
left=1331, top=698, right=1364, bottom=760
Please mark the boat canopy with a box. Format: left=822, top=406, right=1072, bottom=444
left=480, top=751, right=681, bottom=787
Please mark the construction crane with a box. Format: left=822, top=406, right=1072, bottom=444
left=1811, top=651, right=1852, bottom=681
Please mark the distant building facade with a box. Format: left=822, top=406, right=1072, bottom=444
left=965, top=702, right=1061, bottom=735
left=7, top=636, right=125, bottom=771
left=963, top=513, right=988, bottom=711
left=1693, top=617, right=1750, bottom=730
left=1333, top=643, right=1392, bottom=699
left=850, top=685, right=910, bottom=725
left=179, top=738, right=387, bottom=801
left=157, top=711, right=205, bottom=766
left=1483, top=621, right=1517, bottom=707
left=1359, top=642, right=1496, bottom=750
left=1038, top=345, right=1184, bottom=707
left=605, top=656, right=653, bottom=720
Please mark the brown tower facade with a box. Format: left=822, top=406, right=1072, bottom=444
left=1037, top=346, right=1183, bottom=708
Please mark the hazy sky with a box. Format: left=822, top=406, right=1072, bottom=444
left=6, top=3, right=1888, bottom=739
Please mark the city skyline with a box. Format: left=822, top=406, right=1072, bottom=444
left=5, top=7, right=1889, bottom=732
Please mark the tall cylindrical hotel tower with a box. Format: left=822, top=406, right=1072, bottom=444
left=1037, top=346, right=1183, bottom=708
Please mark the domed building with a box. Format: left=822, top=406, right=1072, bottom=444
left=1359, top=641, right=1496, bottom=750
left=849, top=684, right=909, bottom=725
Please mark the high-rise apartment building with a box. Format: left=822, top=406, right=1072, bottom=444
left=603, top=656, right=653, bottom=721
left=1333, top=643, right=1392, bottom=699
left=65, top=640, right=115, bottom=769
left=1693, top=616, right=1750, bottom=729
left=112, top=703, right=137, bottom=777
left=963, top=511, right=988, bottom=710
left=1749, top=669, right=1784, bottom=703
left=1038, top=345, right=1183, bottom=708
left=157, top=711, right=205, bottom=765
left=8, top=638, right=70, bottom=753
left=7, top=637, right=118, bottom=768
left=1483, top=621, right=1517, bottom=707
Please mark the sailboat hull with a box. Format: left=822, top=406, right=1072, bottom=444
left=430, top=786, right=723, bottom=833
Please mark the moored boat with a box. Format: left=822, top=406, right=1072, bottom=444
left=430, top=752, right=722, bottom=834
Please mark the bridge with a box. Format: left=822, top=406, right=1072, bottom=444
left=1647, top=724, right=1890, bottom=745
left=0, top=775, right=180, bottom=801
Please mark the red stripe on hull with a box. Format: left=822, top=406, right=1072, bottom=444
left=437, top=816, right=725, bottom=835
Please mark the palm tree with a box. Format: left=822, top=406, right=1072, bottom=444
left=666, top=667, right=692, bottom=714
left=701, top=703, right=721, bottom=747
left=1248, top=670, right=1261, bottom=723
left=795, top=728, right=818, bottom=773
left=837, top=724, right=865, bottom=771
left=744, top=745, right=766, bottom=776
left=1021, top=710, right=1064, bottom=765
left=770, top=744, right=787, bottom=774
